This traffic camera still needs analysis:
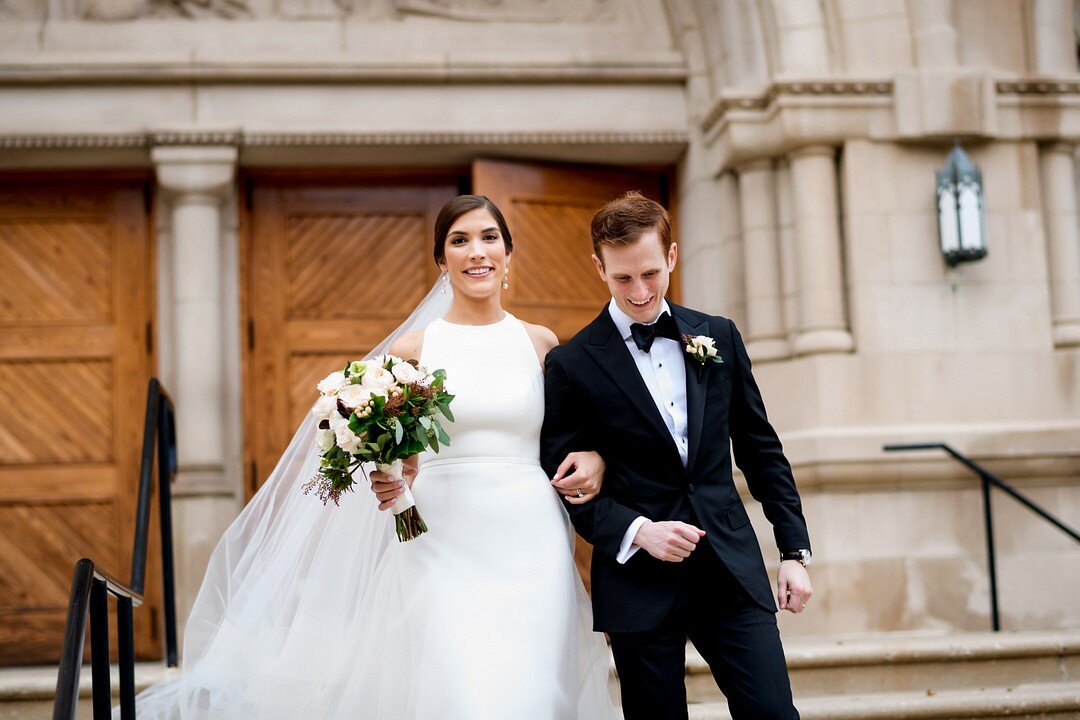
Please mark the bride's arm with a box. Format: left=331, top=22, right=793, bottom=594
left=523, top=322, right=605, bottom=504
left=369, top=331, right=424, bottom=511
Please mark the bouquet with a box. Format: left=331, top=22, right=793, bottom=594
left=304, top=355, right=455, bottom=541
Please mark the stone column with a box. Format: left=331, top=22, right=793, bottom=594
left=737, top=159, right=789, bottom=361
left=1029, top=0, right=1075, bottom=75
left=1039, top=144, right=1080, bottom=347
left=152, top=146, right=238, bottom=488
left=718, top=172, right=746, bottom=330
left=908, top=0, right=959, bottom=66
left=789, top=146, right=854, bottom=356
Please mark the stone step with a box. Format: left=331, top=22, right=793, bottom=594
left=686, top=630, right=1080, bottom=703
left=687, top=681, right=1080, bottom=720
left=0, top=663, right=171, bottom=720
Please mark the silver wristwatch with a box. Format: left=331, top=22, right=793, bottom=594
left=780, top=549, right=812, bottom=567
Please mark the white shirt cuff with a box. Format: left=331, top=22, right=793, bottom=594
left=616, top=516, right=650, bottom=564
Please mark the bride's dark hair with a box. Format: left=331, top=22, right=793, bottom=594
left=433, top=195, right=513, bottom=265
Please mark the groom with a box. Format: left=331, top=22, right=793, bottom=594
left=541, top=192, right=812, bottom=720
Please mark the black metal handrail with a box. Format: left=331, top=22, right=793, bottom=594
left=884, top=442, right=1079, bottom=631
left=53, top=379, right=179, bottom=720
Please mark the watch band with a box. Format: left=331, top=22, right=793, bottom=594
left=780, top=549, right=812, bottom=567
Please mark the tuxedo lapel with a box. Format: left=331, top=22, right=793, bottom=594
left=672, top=305, right=709, bottom=474
left=583, top=310, right=683, bottom=465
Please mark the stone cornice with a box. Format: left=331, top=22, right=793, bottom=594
left=995, top=79, right=1080, bottom=95
left=701, top=80, right=894, bottom=135
left=0, top=129, right=688, bottom=150
left=0, top=59, right=687, bottom=86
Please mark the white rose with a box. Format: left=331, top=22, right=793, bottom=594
left=360, top=365, right=395, bottom=390
left=315, top=428, right=336, bottom=452
left=329, top=413, right=362, bottom=454
left=391, top=362, right=422, bottom=384
left=337, top=384, right=373, bottom=410
left=312, top=394, right=338, bottom=421
left=690, top=335, right=717, bottom=357
left=317, top=371, right=347, bottom=395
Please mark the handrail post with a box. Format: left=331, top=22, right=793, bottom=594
left=89, top=580, right=112, bottom=720
left=979, top=473, right=1001, bottom=632
left=117, top=596, right=136, bottom=720
left=53, top=560, right=94, bottom=720
left=158, top=397, right=179, bottom=667
left=885, top=441, right=1078, bottom=634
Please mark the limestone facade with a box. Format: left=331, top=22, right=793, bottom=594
left=1, top=0, right=1077, bottom=644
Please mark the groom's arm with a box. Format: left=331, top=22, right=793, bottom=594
left=541, top=347, right=640, bottom=559
left=726, top=319, right=811, bottom=552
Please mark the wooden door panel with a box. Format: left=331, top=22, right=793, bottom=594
left=0, top=179, right=155, bottom=665
left=472, top=159, right=672, bottom=341
left=245, top=177, right=458, bottom=497
left=472, top=160, right=672, bottom=593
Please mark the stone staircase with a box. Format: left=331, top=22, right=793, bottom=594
left=683, top=630, right=1080, bottom=719
left=3, top=630, right=1078, bottom=719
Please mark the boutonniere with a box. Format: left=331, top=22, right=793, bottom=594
left=682, top=334, right=723, bottom=380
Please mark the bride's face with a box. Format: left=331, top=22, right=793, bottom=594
left=440, top=208, right=510, bottom=300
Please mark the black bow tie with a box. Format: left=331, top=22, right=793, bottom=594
left=630, top=312, right=680, bottom=353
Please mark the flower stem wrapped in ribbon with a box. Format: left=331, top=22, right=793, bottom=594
left=304, top=355, right=455, bottom=541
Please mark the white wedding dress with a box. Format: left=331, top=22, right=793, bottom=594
left=124, top=310, right=618, bottom=719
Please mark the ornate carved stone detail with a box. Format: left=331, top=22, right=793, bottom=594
left=393, top=0, right=615, bottom=23
left=996, top=80, right=1080, bottom=95
left=702, top=80, right=894, bottom=134
left=0, top=129, right=686, bottom=149
left=0, top=133, right=147, bottom=149
left=150, top=130, right=242, bottom=146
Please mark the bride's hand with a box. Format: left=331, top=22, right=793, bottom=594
left=369, top=460, right=418, bottom=511
left=550, top=451, right=605, bottom=505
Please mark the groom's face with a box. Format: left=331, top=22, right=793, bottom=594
left=592, top=228, right=678, bottom=324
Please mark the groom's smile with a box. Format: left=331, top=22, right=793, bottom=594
left=592, top=227, right=678, bottom=324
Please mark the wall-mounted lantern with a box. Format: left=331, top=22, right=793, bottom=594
left=936, top=142, right=988, bottom=267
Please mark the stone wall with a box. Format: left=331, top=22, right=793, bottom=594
left=0, top=0, right=1077, bottom=643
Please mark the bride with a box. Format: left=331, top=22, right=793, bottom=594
left=124, top=195, right=620, bottom=719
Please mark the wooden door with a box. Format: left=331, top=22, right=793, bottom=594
left=473, top=159, right=674, bottom=342
left=472, top=159, right=673, bottom=592
left=0, top=177, right=157, bottom=664
left=244, top=176, right=459, bottom=497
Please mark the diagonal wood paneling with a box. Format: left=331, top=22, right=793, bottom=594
left=246, top=179, right=457, bottom=497
left=0, top=502, right=118, bottom=608
left=0, top=360, right=113, bottom=464
left=285, top=213, right=428, bottom=319
left=288, top=353, right=358, bottom=429
left=0, top=219, right=112, bottom=322
left=509, top=199, right=608, bottom=307
left=0, top=179, right=154, bottom=665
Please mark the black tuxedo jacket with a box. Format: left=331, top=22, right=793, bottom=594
left=540, top=302, right=810, bottom=633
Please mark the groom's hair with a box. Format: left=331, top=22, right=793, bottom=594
left=590, top=191, right=672, bottom=263
left=433, top=195, right=514, bottom=265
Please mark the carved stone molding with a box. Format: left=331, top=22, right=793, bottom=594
left=0, top=133, right=147, bottom=149
left=701, top=80, right=894, bottom=135
left=0, top=60, right=686, bottom=85
left=244, top=130, right=688, bottom=146
left=0, top=129, right=686, bottom=150
left=996, top=79, right=1080, bottom=96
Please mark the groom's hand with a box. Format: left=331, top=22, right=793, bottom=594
left=633, top=521, right=706, bottom=562
left=777, top=561, right=813, bottom=614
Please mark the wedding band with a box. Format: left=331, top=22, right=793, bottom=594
left=575, top=489, right=584, bottom=498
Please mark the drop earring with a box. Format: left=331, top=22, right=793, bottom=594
left=502, top=267, right=510, bottom=291
left=440, top=272, right=449, bottom=294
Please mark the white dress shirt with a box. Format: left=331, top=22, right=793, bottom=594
left=606, top=299, right=689, bottom=564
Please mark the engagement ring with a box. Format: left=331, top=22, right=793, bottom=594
left=575, top=489, right=584, bottom=498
